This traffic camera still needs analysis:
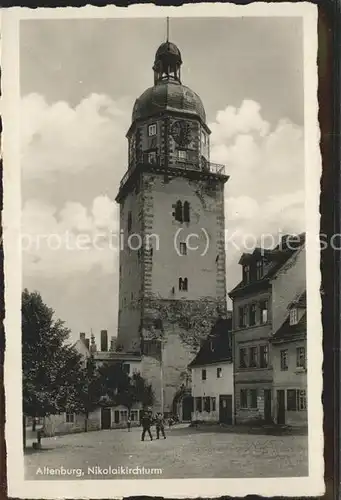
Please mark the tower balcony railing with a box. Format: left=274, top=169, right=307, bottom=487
left=120, top=153, right=225, bottom=188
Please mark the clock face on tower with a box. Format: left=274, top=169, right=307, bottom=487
left=171, top=120, right=192, bottom=147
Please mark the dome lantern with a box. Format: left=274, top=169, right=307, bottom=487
left=153, top=41, right=182, bottom=85
left=132, top=28, right=206, bottom=124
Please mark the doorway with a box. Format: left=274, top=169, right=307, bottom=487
left=277, top=390, right=286, bottom=425
left=264, top=389, right=272, bottom=423
left=219, top=395, right=233, bottom=424
left=101, top=407, right=111, bottom=430
left=182, top=396, right=193, bottom=421
left=114, top=410, right=120, bottom=425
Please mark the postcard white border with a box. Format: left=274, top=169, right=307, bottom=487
left=2, top=3, right=323, bottom=498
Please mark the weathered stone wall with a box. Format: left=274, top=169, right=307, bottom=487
left=141, top=330, right=195, bottom=414
left=117, top=152, right=228, bottom=408
left=117, top=184, right=143, bottom=352
left=145, top=174, right=226, bottom=301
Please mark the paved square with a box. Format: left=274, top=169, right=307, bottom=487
left=25, top=425, right=308, bottom=480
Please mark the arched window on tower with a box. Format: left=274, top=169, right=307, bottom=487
left=174, top=200, right=183, bottom=222
left=183, top=201, right=190, bottom=223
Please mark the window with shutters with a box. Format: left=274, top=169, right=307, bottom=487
left=260, top=301, right=268, bottom=324
left=195, top=397, right=202, bottom=412
left=249, top=346, right=258, bottom=367
left=280, top=349, right=288, bottom=371
left=240, top=389, right=248, bottom=409
left=259, top=345, right=269, bottom=368
left=250, top=389, right=258, bottom=409
left=239, top=348, right=247, bottom=368
left=296, top=346, right=306, bottom=368
left=249, top=304, right=256, bottom=326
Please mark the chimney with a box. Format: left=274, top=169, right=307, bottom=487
left=100, top=330, right=108, bottom=352
left=110, top=336, right=116, bottom=351
left=80, top=332, right=86, bottom=343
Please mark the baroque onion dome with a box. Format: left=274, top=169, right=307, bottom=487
left=132, top=41, right=206, bottom=123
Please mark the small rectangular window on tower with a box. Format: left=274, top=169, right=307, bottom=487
left=180, top=242, right=187, bottom=255
left=148, top=123, right=157, bottom=136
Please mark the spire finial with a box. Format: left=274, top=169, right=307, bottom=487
left=166, top=17, right=169, bottom=42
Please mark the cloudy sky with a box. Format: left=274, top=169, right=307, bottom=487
left=20, top=16, right=305, bottom=343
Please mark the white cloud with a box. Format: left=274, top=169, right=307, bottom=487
left=209, top=101, right=305, bottom=290
left=22, top=196, right=119, bottom=277
left=21, top=93, right=131, bottom=180
left=210, top=99, right=270, bottom=144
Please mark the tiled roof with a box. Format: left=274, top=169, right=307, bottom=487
left=188, top=318, right=232, bottom=367
left=229, top=251, right=293, bottom=297
left=229, top=234, right=305, bottom=298
left=289, top=290, right=306, bottom=308
left=94, top=352, right=142, bottom=362
left=271, top=312, right=307, bottom=344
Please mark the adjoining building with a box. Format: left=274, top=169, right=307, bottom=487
left=189, top=317, right=233, bottom=424
left=229, top=234, right=306, bottom=425
left=115, top=38, right=229, bottom=413
left=42, top=331, right=143, bottom=436
left=271, top=291, right=307, bottom=426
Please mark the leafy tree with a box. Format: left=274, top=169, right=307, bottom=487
left=129, top=373, right=154, bottom=409
left=97, top=362, right=130, bottom=403
left=67, top=355, right=103, bottom=432
left=22, top=289, right=85, bottom=444
left=98, top=362, right=155, bottom=416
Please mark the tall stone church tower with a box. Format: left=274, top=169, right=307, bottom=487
left=116, top=39, right=229, bottom=413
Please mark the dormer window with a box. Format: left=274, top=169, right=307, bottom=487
left=256, top=260, right=264, bottom=280
left=243, top=265, right=250, bottom=283
left=148, top=123, right=157, bottom=136
left=290, top=308, right=298, bottom=325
